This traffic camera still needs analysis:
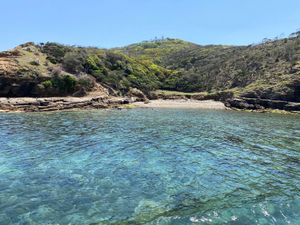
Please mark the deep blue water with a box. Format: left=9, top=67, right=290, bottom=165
left=0, top=109, right=300, bottom=225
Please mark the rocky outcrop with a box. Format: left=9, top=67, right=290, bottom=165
left=127, top=88, right=149, bottom=102
left=0, top=76, right=50, bottom=97
left=239, top=78, right=300, bottom=102
left=0, top=44, right=53, bottom=97
left=72, top=87, right=88, bottom=97
left=0, top=96, right=132, bottom=112
left=225, top=97, right=300, bottom=112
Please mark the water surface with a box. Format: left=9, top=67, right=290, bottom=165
left=0, top=109, right=299, bottom=225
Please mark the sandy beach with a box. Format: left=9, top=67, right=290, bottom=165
left=133, top=99, right=227, bottom=109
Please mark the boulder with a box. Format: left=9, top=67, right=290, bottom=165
left=127, top=88, right=148, bottom=102
left=72, top=87, right=87, bottom=97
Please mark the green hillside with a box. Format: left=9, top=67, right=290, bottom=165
left=117, top=37, right=300, bottom=102
left=0, top=34, right=299, bottom=105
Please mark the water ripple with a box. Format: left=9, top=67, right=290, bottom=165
left=0, top=109, right=299, bottom=225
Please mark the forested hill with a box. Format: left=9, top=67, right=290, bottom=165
left=0, top=34, right=299, bottom=104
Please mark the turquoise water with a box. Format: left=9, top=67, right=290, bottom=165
left=0, top=109, right=300, bottom=225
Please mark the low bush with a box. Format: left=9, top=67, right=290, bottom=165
left=77, top=75, right=95, bottom=91
left=41, top=80, right=53, bottom=89
left=52, top=73, right=78, bottom=94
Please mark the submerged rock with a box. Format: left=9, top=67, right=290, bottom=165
left=133, top=200, right=167, bottom=223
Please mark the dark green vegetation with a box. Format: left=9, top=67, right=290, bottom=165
left=117, top=36, right=300, bottom=102
left=0, top=33, right=299, bottom=109
left=39, top=42, right=172, bottom=94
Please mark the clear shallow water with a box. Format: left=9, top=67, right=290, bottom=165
left=0, top=109, right=300, bottom=225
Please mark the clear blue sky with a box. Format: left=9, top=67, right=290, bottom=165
left=1, top=0, right=300, bottom=50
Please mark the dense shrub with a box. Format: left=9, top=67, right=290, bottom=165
left=116, top=35, right=300, bottom=93
left=41, top=42, right=71, bottom=64
left=41, top=80, right=53, bottom=89
left=52, top=73, right=78, bottom=94
left=77, top=75, right=95, bottom=91
left=62, top=49, right=88, bottom=74
left=29, top=60, right=40, bottom=66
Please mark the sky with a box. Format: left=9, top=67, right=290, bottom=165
left=1, top=0, right=300, bottom=50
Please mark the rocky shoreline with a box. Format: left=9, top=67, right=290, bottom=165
left=225, top=97, right=300, bottom=113
left=149, top=91, right=300, bottom=113
left=0, top=96, right=133, bottom=112
left=0, top=95, right=299, bottom=113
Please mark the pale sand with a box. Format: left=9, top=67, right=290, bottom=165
left=133, top=99, right=227, bottom=109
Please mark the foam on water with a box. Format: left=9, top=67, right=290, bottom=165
left=0, top=109, right=299, bottom=225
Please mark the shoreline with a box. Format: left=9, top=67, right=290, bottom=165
left=0, top=97, right=299, bottom=114
left=133, top=99, right=227, bottom=109
left=0, top=98, right=227, bottom=112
